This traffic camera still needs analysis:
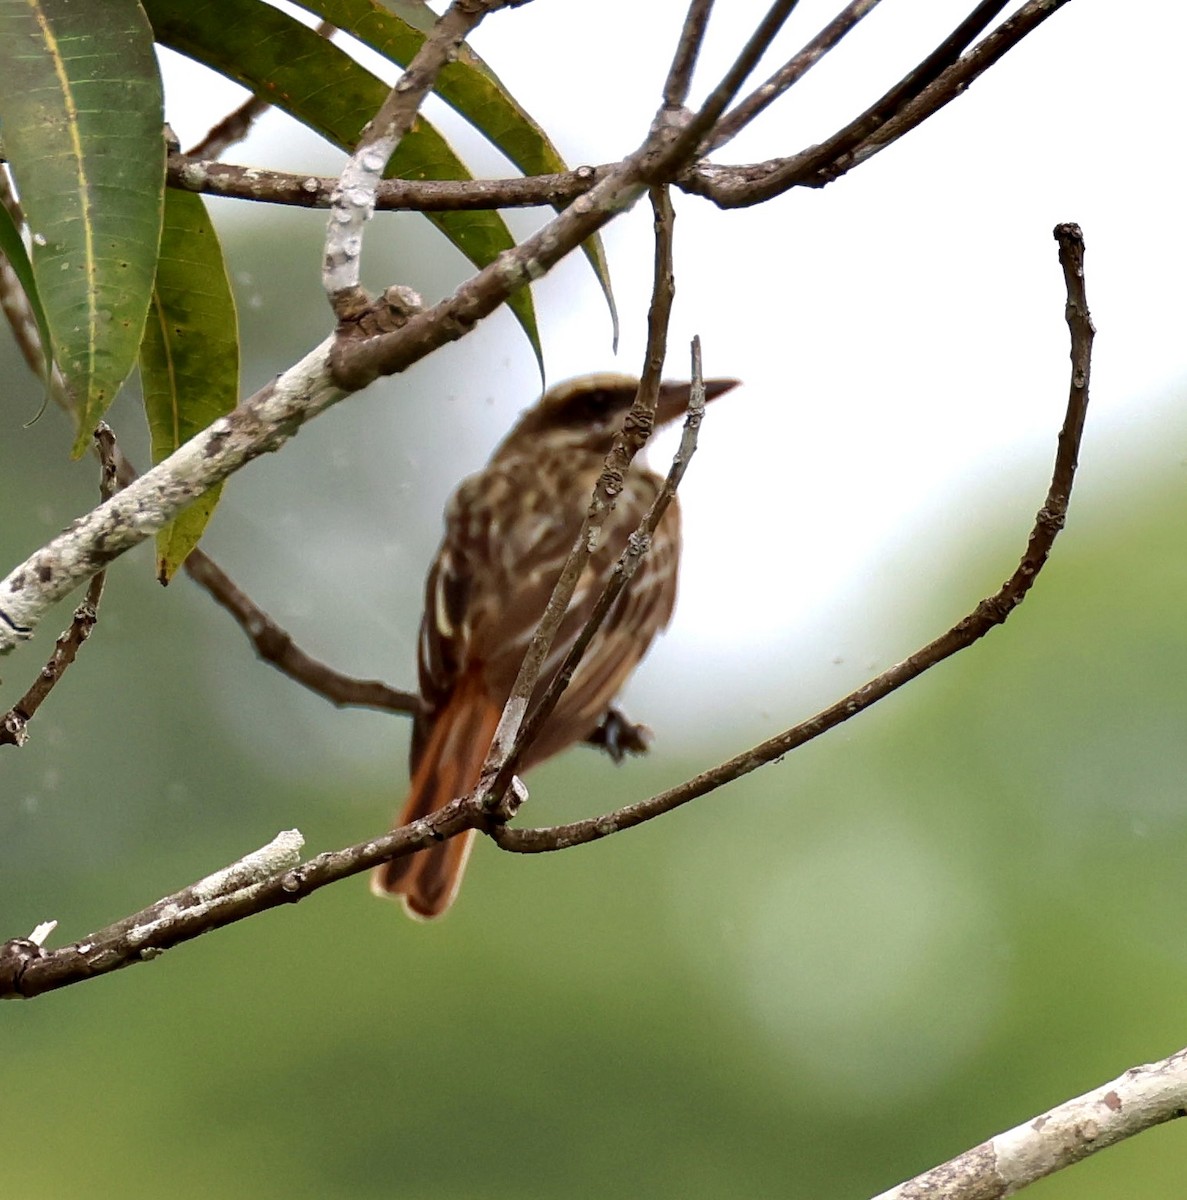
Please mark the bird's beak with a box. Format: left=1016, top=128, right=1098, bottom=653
left=655, top=378, right=740, bottom=427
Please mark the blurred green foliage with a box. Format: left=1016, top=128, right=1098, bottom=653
left=3, top=221, right=1187, bottom=1198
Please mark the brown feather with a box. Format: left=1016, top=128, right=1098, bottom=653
left=371, top=670, right=502, bottom=918
left=376, top=374, right=739, bottom=918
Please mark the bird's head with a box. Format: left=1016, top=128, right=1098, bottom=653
left=497, top=372, right=740, bottom=458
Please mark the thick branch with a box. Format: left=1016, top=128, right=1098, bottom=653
left=493, top=222, right=1093, bottom=853
left=327, top=0, right=799, bottom=391
left=323, top=0, right=518, bottom=311
left=870, top=1046, right=1187, bottom=1199
left=0, top=338, right=343, bottom=654
left=0, top=811, right=468, bottom=998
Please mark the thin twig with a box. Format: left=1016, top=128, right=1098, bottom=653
left=479, top=185, right=681, bottom=807
left=503, top=330, right=709, bottom=799
left=708, top=0, right=884, bottom=151
left=182, top=540, right=645, bottom=752
left=691, top=0, right=1075, bottom=206
left=762, top=0, right=1010, bottom=187
left=493, top=223, right=1094, bottom=854
left=181, top=548, right=421, bottom=715
left=664, top=0, right=716, bottom=108
left=0, top=424, right=118, bottom=747
left=664, top=0, right=805, bottom=165
left=185, top=21, right=336, bottom=159
left=185, top=96, right=272, bottom=161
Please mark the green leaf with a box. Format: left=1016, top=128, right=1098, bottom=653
left=140, top=189, right=239, bottom=584
left=0, top=0, right=165, bottom=456
left=297, top=0, right=618, bottom=344
left=143, top=0, right=544, bottom=376
left=0, top=198, right=54, bottom=395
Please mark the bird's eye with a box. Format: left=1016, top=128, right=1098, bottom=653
left=563, top=388, right=621, bottom=426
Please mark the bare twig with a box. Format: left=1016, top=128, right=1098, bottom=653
left=182, top=540, right=647, bottom=754
left=663, top=0, right=716, bottom=108
left=690, top=0, right=1075, bottom=206
left=734, top=0, right=1012, bottom=193
left=478, top=185, right=681, bottom=806
left=186, top=96, right=272, bottom=161
left=186, top=19, right=336, bottom=159
left=493, top=223, right=1093, bottom=853
left=870, top=1045, right=1187, bottom=1199
left=0, top=424, right=118, bottom=747
left=708, top=0, right=884, bottom=151
left=181, top=548, right=422, bottom=715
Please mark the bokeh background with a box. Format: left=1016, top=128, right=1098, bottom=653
left=4, top=1, right=1187, bottom=1196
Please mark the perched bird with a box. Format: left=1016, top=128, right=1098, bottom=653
left=372, top=372, right=739, bottom=918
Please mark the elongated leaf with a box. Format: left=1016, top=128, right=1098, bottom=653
left=0, top=198, right=54, bottom=392
left=143, top=0, right=543, bottom=376
left=140, top=189, right=239, bottom=583
left=298, top=0, right=618, bottom=343
left=0, top=0, right=165, bottom=456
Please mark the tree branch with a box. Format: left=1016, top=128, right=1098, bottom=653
left=326, top=0, right=798, bottom=392
left=181, top=547, right=422, bottom=715
left=493, top=222, right=1093, bottom=853
left=688, top=0, right=1076, bottom=206
left=166, top=153, right=610, bottom=212
left=0, top=805, right=472, bottom=998
left=0, top=225, right=1093, bottom=998
left=0, top=424, right=118, bottom=747
left=869, top=1045, right=1187, bottom=1199
left=323, top=0, right=520, bottom=315
left=0, top=0, right=798, bottom=653
left=707, top=0, right=884, bottom=152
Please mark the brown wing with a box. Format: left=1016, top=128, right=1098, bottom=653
left=414, top=452, right=677, bottom=772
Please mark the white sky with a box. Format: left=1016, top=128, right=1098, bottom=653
left=160, top=1, right=1187, bottom=749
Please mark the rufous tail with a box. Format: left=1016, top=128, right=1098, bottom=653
left=371, top=672, right=503, bottom=919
